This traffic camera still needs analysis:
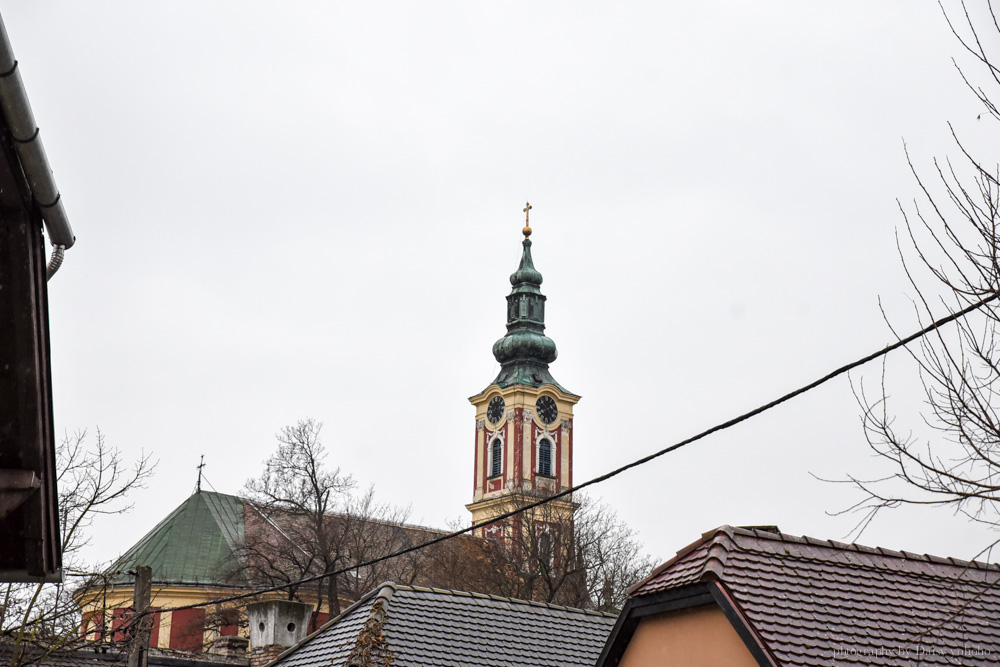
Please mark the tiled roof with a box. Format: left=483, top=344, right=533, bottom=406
left=0, top=646, right=247, bottom=667
left=630, top=526, right=1000, bottom=666
left=108, top=491, right=246, bottom=586
left=270, top=596, right=372, bottom=667
left=273, top=583, right=617, bottom=667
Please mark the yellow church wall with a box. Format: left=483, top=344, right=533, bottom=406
left=77, top=585, right=258, bottom=648
left=76, top=584, right=331, bottom=651
left=473, top=426, right=484, bottom=502
left=618, top=605, right=759, bottom=667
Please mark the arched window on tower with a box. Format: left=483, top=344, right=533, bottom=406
left=538, top=438, right=552, bottom=477
left=490, top=439, right=503, bottom=477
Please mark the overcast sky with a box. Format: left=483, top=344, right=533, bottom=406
left=6, top=1, right=997, bottom=570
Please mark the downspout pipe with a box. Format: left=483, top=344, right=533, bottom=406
left=46, top=244, right=63, bottom=279
left=0, top=11, right=75, bottom=257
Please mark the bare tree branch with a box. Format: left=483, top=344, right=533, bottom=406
left=1, top=430, right=156, bottom=667
left=848, top=0, right=1000, bottom=538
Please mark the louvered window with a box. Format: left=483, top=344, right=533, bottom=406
left=490, top=439, right=502, bottom=477
left=539, top=439, right=552, bottom=477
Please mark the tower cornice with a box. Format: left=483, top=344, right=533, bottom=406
left=468, top=383, right=582, bottom=406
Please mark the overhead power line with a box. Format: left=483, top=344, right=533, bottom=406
left=142, top=294, right=998, bottom=616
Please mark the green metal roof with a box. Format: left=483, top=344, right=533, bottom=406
left=108, top=491, right=246, bottom=586
left=490, top=236, right=571, bottom=393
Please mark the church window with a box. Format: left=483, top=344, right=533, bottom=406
left=490, top=439, right=503, bottom=477
left=538, top=438, right=552, bottom=477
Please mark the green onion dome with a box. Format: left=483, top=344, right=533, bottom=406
left=488, top=235, right=569, bottom=391
left=493, top=331, right=558, bottom=365
left=509, top=239, right=544, bottom=287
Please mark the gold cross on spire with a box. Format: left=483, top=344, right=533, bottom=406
left=522, top=201, right=532, bottom=238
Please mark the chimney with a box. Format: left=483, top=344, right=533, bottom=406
left=246, top=600, right=313, bottom=667
left=210, top=635, right=249, bottom=658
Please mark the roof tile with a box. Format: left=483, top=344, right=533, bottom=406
left=275, top=583, right=615, bottom=667
left=631, top=526, right=1000, bottom=666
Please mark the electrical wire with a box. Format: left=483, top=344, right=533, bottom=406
left=132, top=293, right=999, bottom=616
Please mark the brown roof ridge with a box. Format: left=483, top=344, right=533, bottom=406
left=627, top=525, right=737, bottom=595
left=728, top=525, right=1000, bottom=575
left=700, top=526, right=735, bottom=582
left=243, top=500, right=308, bottom=557
left=632, top=525, right=1000, bottom=599
left=247, top=500, right=450, bottom=537
left=385, top=582, right=619, bottom=618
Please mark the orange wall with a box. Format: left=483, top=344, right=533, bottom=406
left=619, top=604, right=759, bottom=667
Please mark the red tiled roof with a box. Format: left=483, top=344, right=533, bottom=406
left=630, top=526, right=1000, bottom=666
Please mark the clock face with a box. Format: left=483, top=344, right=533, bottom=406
left=487, top=396, right=505, bottom=424
left=536, top=396, right=558, bottom=424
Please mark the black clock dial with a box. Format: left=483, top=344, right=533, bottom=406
left=536, top=396, right=558, bottom=424
left=487, top=396, right=505, bottom=424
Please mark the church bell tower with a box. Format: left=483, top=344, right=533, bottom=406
left=467, top=204, right=580, bottom=538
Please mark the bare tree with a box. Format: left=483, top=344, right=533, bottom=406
left=0, top=429, right=155, bottom=667
left=431, top=489, right=654, bottom=611
left=848, top=0, right=1000, bottom=537
left=241, top=419, right=651, bottom=615
left=330, top=488, right=424, bottom=602
left=575, top=497, right=657, bottom=611
left=240, top=419, right=416, bottom=619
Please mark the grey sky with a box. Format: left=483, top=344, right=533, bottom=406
left=7, top=1, right=994, bottom=567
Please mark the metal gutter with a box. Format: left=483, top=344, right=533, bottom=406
left=0, top=11, right=74, bottom=249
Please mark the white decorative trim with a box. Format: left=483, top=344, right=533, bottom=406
left=534, top=427, right=557, bottom=446
left=561, top=419, right=571, bottom=430
left=483, top=523, right=504, bottom=540
left=476, top=420, right=485, bottom=431
left=522, top=409, right=534, bottom=421
left=506, top=410, right=516, bottom=420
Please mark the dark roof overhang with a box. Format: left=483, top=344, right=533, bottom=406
left=0, top=9, right=75, bottom=582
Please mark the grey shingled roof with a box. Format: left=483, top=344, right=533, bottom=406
left=629, top=525, right=1000, bottom=666
left=273, top=583, right=617, bottom=667
left=270, top=595, right=372, bottom=667
left=0, top=647, right=247, bottom=667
